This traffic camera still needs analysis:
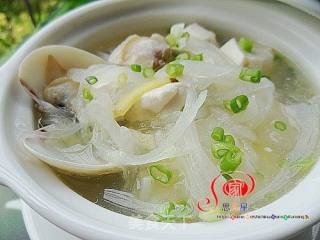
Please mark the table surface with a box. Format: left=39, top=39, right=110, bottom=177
left=0, top=186, right=30, bottom=240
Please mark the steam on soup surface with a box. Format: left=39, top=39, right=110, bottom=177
left=19, top=23, right=320, bottom=223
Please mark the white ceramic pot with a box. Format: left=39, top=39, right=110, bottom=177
left=1, top=1, right=320, bottom=239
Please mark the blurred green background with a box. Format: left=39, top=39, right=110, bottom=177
left=0, top=1, right=93, bottom=239
left=0, top=0, right=94, bottom=65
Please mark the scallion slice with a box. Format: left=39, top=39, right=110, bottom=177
left=176, top=53, right=189, bottom=60
left=82, top=86, right=93, bottom=102
left=228, top=95, right=249, bottom=113
left=216, top=149, right=229, bottom=159
left=274, top=120, right=287, bottom=131
left=131, top=64, right=142, bottom=72
left=210, top=127, right=242, bottom=173
left=165, top=202, right=176, bottom=215
left=175, top=200, right=193, bottom=217
left=223, top=100, right=232, bottom=112
left=165, top=34, right=177, bottom=48
left=211, top=145, right=227, bottom=159
left=142, top=67, right=155, bottom=78
left=220, top=151, right=242, bottom=173
left=181, top=32, right=190, bottom=39
left=149, top=164, right=172, bottom=184
left=211, top=128, right=236, bottom=148
left=85, top=75, right=98, bottom=85
left=224, top=135, right=235, bottom=145
left=190, top=53, right=203, bottom=61
left=155, top=200, right=193, bottom=222
left=211, top=127, right=225, bottom=142
left=211, top=142, right=240, bottom=160
left=166, top=63, right=184, bottom=77
left=239, top=68, right=262, bottom=83
left=238, top=37, right=253, bottom=53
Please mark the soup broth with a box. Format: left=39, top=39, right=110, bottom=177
left=55, top=42, right=318, bottom=222
left=22, top=23, right=319, bottom=223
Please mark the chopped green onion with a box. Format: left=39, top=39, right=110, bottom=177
left=220, top=151, right=242, bottom=173
left=175, top=200, right=193, bottom=217
left=85, top=75, right=98, bottom=85
left=165, top=34, right=177, bottom=48
left=211, top=127, right=236, bottom=145
left=238, top=37, right=253, bottom=53
left=176, top=53, right=189, bottom=60
left=211, top=142, right=240, bottom=160
left=154, top=202, right=175, bottom=222
left=82, top=86, right=93, bottom=102
left=154, top=214, right=174, bottom=223
left=190, top=53, right=203, bottom=61
left=142, top=67, right=155, bottom=78
left=149, top=164, right=172, bottom=184
left=223, top=100, right=232, bottom=112
left=274, top=120, right=287, bottom=131
left=212, top=146, right=228, bottom=159
left=181, top=32, right=190, bottom=39
left=224, top=135, right=235, bottom=145
left=239, top=68, right=262, bottom=83
left=211, top=128, right=242, bottom=173
left=155, top=200, right=193, bottom=222
left=165, top=202, right=176, bottom=215
left=229, top=95, right=249, bottom=113
left=211, top=127, right=224, bottom=142
left=176, top=200, right=189, bottom=210
left=166, top=63, right=184, bottom=77
left=131, top=64, right=142, bottom=72
left=216, top=149, right=229, bottom=159
left=224, top=95, right=249, bottom=113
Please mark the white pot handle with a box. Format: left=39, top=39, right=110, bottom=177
left=0, top=167, right=10, bottom=187
left=0, top=59, right=18, bottom=187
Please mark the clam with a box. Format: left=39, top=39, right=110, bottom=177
left=18, top=45, right=206, bottom=176
left=18, top=45, right=124, bottom=175
left=19, top=45, right=105, bottom=99
left=108, top=34, right=171, bottom=68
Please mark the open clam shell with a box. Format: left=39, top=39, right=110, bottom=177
left=19, top=45, right=106, bottom=98
left=19, top=45, right=123, bottom=175
left=18, top=45, right=207, bottom=175
left=23, top=130, right=122, bottom=175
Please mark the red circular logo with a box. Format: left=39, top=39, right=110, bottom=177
left=222, top=179, right=249, bottom=197
left=196, top=172, right=256, bottom=212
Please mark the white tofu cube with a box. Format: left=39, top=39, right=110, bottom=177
left=109, top=34, right=168, bottom=67
left=220, top=38, right=246, bottom=65
left=246, top=44, right=274, bottom=74
left=140, top=83, right=180, bottom=113
left=170, top=23, right=186, bottom=37
left=220, top=38, right=274, bottom=74
left=185, top=23, right=218, bottom=45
